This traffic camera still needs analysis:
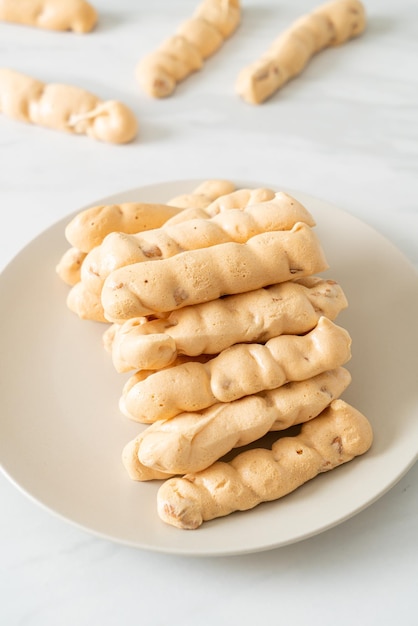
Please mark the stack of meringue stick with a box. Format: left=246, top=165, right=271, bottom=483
left=57, top=180, right=373, bottom=530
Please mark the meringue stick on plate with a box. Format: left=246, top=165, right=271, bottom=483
left=57, top=179, right=236, bottom=285
left=61, top=180, right=240, bottom=319
left=64, top=179, right=236, bottom=254
left=58, top=203, right=184, bottom=285
left=60, top=186, right=273, bottom=306
left=0, top=0, right=97, bottom=33
left=101, top=223, right=329, bottom=322
left=76, top=186, right=277, bottom=294
left=80, top=192, right=315, bottom=295
left=0, top=68, right=138, bottom=144
left=236, top=0, right=366, bottom=104
left=165, top=187, right=276, bottom=225
left=157, top=400, right=373, bottom=529
left=64, top=204, right=185, bottom=255
left=120, top=317, right=352, bottom=423
left=122, top=367, right=351, bottom=480
left=56, top=247, right=87, bottom=286
left=166, top=179, right=236, bottom=210
left=105, top=277, right=348, bottom=373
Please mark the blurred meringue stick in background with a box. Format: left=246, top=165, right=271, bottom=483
left=136, top=0, right=241, bottom=98
left=0, top=68, right=138, bottom=144
left=0, top=0, right=97, bottom=33
left=236, top=0, right=366, bottom=104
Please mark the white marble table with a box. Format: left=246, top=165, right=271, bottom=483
left=1, top=1, right=417, bottom=624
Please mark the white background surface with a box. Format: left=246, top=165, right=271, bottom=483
left=0, top=0, right=417, bottom=624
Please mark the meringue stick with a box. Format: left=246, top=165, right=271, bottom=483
left=157, top=399, right=373, bottom=529
left=61, top=182, right=241, bottom=315
left=118, top=353, right=213, bottom=390
left=101, top=222, right=329, bottom=322
left=121, top=317, right=351, bottom=423
left=236, top=0, right=366, bottom=104
left=55, top=247, right=87, bottom=286
left=58, top=203, right=181, bottom=286
left=123, top=368, right=351, bottom=480
left=0, top=0, right=97, bottom=33
left=66, top=280, right=107, bottom=322
left=80, top=187, right=279, bottom=293
left=136, top=0, right=241, bottom=98
left=64, top=179, right=236, bottom=254
left=107, top=277, right=348, bottom=373
left=58, top=180, right=230, bottom=289
left=0, top=68, right=138, bottom=144
left=165, top=187, right=276, bottom=226
left=61, top=201, right=186, bottom=320
left=80, top=192, right=315, bottom=295
left=61, top=186, right=270, bottom=300
left=61, top=181, right=241, bottom=318
left=167, top=179, right=236, bottom=209
left=65, top=204, right=185, bottom=255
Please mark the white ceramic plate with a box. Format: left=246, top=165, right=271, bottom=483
left=1, top=180, right=417, bottom=556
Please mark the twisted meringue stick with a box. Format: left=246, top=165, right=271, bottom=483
left=157, top=400, right=373, bottom=529
left=106, top=277, right=348, bottom=373
left=164, top=186, right=276, bottom=226
left=56, top=247, right=87, bottom=287
left=56, top=185, right=267, bottom=308
left=65, top=204, right=185, bottom=255
left=81, top=191, right=315, bottom=295
left=61, top=181, right=240, bottom=321
left=65, top=192, right=281, bottom=321
left=63, top=179, right=262, bottom=322
left=122, top=368, right=351, bottom=480
left=236, top=0, right=366, bottom=104
left=56, top=179, right=235, bottom=286
left=136, top=0, right=241, bottom=98
left=0, top=0, right=97, bottom=33
left=120, top=317, right=351, bottom=423
left=59, top=187, right=269, bottom=300
left=101, top=222, right=328, bottom=322
left=57, top=201, right=184, bottom=287
left=166, top=179, right=236, bottom=210
left=0, top=68, right=138, bottom=144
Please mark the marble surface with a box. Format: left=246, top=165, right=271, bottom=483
left=1, top=0, right=417, bottom=623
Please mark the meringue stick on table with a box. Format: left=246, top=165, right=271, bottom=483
left=121, top=317, right=352, bottom=423
left=80, top=192, right=315, bottom=295
left=105, top=277, right=348, bottom=373
left=136, top=0, right=241, bottom=98
left=157, top=400, right=373, bottom=529
left=0, top=0, right=97, bottom=33
left=0, top=68, right=138, bottom=144
left=122, top=367, right=352, bottom=480
left=101, top=222, right=328, bottom=322
left=236, top=0, right=366, bottom=104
